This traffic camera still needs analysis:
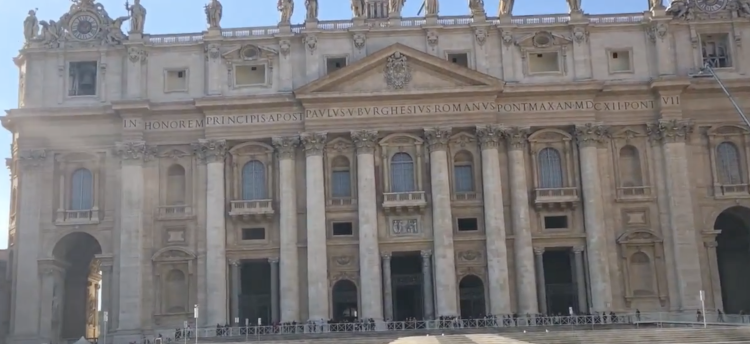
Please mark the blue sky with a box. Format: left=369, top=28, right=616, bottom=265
left=0, top=0, right=649, bottom=249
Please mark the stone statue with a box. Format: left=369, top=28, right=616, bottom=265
left=648, top=0, right=664, bottom=9
left=305, top=0, right=318, bottom=21
left=38, top=20, right=63, bottom=48
left=389, top=0, right=405, bottom=16
left=105, top=16, right=130, bottom=44
left=204, top=0, right=223, bottom=29
left=566, top=0, right=582, bottom=13
left=23, top=9, right=39, bottom=43
left=666, top=0, right=689, bottom=19
left=498, top=0, right=514, bottom=15
left=425, top=0, right=438, bottom=15
left=125, top=0, right=147, bottom=33
left=468, top=0, right=484, bottom=15
left=737, top=0, right=750, bottom=17
left=351, top=0, right=365, bottom=17
left=278, top=0, right=294, bottom=24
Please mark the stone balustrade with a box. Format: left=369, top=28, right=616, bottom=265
left=228, top=199, right=275, bottom=219
left=533, top=187, right=579, bottom=208
left=382, top=191, right=427, bottom=213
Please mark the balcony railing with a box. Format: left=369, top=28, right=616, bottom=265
left=534, top=187, right=579, bottom=209
left=55, top=209, right=99, bottom=225
left=715, top=183, right=750, bottom=199
left=453, top=192, right=480, bottom=203
left=327, top=197, right=357, bottom=208
left=229, top=199, right=275, bottom=219
left=156, top=205, right=193, bottom=220
left=382, top=191, right=427, bottom=213
left=616, top=186, right=653, bottom=201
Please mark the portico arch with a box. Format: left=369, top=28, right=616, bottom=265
left=51, top=231, right=103, bottom=341
left=458, top=275, right=485, bottom=318
left=331, top=280, right=358, bottom=321
left=713, top=206, right=750, bottom=314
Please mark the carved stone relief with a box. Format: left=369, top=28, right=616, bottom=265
left=390, top=218, right=419, bottom=236
left=457, top=250, right=484, bottom=264
left=622, top=207, right=650, bottom=228
left=329, top=270, right=359, bottom=286
left=383, top=52, right=412, bottom=90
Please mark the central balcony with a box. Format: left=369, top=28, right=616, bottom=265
left=156, top=205, right=193, bottom=220
left=382, top=191, right=427, bottom=214
left=715, top=183, right=750, bottom=199
left=534, top=187, right=579, bottom=210
left=55, top=209, right=100, bottom=226
left=229, top=199, right=274, bottom=220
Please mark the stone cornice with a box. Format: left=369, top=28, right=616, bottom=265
left=301, top=132, right=328, bottom=157
left=573, top=123, right=611, bottom=148
left=351, top=130, right=379, bottom=154
left=424, top=127, right=452, bottom=153
left=272, top=136, right=300, bottom=160
left=501, top=127, right=530, bottom=150
left=18, top=149, right=47, bottom=171
left=475, top=125, right=503, bottom=150
left=191, top=139, right=227, bottom=164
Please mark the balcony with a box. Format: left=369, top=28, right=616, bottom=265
left=714, top=184, right=750, bottom=199
left=534, top=187, right=579, bottom=210
left=382, top=191, right=427, bottom=213
left=55, top=209, right=100, bottom=226
left=327, top=197, right=357, bottom=211
left=229, top=199, right=274, bottom=220
left=156, top=205, right=193, bottom=220
left=453, top=192, right=481, bottom=204
left=616, top=186, right=654, bottom=202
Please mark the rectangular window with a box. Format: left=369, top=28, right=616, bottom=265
left=701, top=33, right=732, bottom=68
left=332, top=222, right=353, bottom=236
left=457, top=218, right=478, bottom=232
left=608, top=50, right=632, bottom=73
left=527, top=52, right=560, bottom=73
left=165, top=69, right=188, bottom=92
left=454, top=165, right=474, bottom=193
left=447, top=53, right=469, bottom=68
left=544, top=216, right=568, bottom=230
left=234, top=65, right=267, bottom=86
left=68, top=61, right=98, bottom=96
left=326, top=57, right=347, bottom=74
left=241, top=227, right=265, bottom=240
left=331, top=170, right=351, bottom=198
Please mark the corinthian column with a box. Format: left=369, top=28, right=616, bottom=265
left=424, top=127, right=458, bottom=316
left=192, top=139, right=228, bottom=325
left=475, top=125, right=512, bottom=314
left=272, top=136, right=301, bottom=322
left=114, top=141, right=152, bottom=330
left=351, top=130, right=384, bottom=321
left=301, top=132, right=330, bottom=321
left=573, top=124, right=613, bottom=312
left=502, top=128, right=539, bottom=314
left=647, top=119, right=702, bottom=310
left=11, top=150, right=47, bottom=337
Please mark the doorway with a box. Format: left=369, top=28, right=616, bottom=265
left=458, top=275, right=485, bottom=318
left=714, top=206, right=750, bottom=314
left=543, top=249, right=579, bottom=315
left=239, top=260, right=271, bottom=325
left=331, top=280, right=358, bottom=321
left=391, top=252, right=423, bottom=320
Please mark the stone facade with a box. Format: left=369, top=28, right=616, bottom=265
left=7, top=0, right=750, bottom=343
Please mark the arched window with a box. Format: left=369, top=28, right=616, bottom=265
left=453, top=151, right=474, bottom=193
left=717, top=142, right=742, bottom=185
left=331, top=156, right=351, bottom=198
left=390, top=153, right=415, bottom=192
left=538, top=147, right=563, bottom=188
left=618, top=145, right=643, bottom=187
left=166, top=164, right=186, bottom=205
left=70, top=168, right=93, bottom=210
left=242, top=160, right=267, bottom=200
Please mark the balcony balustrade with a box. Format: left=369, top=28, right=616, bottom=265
left=534, top=187, right=579, bottom=210
left=382, top=191, right=427, bottom=213
left=229, top=199, right=275, bottom=220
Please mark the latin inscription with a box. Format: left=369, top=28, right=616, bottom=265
left=124, top=97, right=680, bottom=131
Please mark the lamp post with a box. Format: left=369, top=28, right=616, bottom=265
left=689, top=63, right=750, bottom=128
left=193, top=304, right=199, bottom=344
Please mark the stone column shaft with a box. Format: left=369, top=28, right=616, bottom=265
left=704, top=242, right=723, bottom=310
left=115, top=142, right=149, bottom=331
left=96, top=255, right=114, bottom=332
left=574, top=124, right=613, bottom=311
left=502, top=128, right=539, bottom=314
left=421, top=250, right=435, bottom=319
left=534, top=248, right=547, bottom=315
left=269, top=257, right=280, bottom=323
left=273, top=136, right=300, bottom=322
left=230, top=260, right=241, bottom=323
left=301, top=132, right=330, bottom=320
left=476, top=125, right=512, bottom=314
left=38, top=268, right=55, bottom=339
left=381, top=253, right=394, bottom=320
left=11, top=150, right=46, bottom=337
left=573, top=247, right=588, bottom=313
left=424, top=127, right=458, bottom=316
left=352, top=130, right=383, bottom=320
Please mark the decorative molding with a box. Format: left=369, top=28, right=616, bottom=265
left=457, top=250, right=483, bottom=263
left=384, top=52, right=412, bottom=90
left=304, top=35, right=318, bottom=54
left=381, top=252, right=392, bottom=259
left=573, top=245, right=585, bottom=253
left=533, top=247, right=545, bottom=255
left=278, top=39, right=291, bottom=57
left=268, top=257, right=280, bottom=264
left=704, top=241, right=718, bottom=248
left=574, top=123, right=610, bottom=147
left=114, top=141, right=157, bottom=162
left=206, top=43, right=221, bottom=60
left=128, top=47, right=148, bottom=63
left=351, top=130, right=379, bottom=154
left=426, top=30, right=439, bottom=47
left=475, top=125, right=503, bottom=150
left=420, top=249, right=432, bottom=258
left=501, top=127, right=530, bottom=150
left=301, top=132, right=328, bottom=157
left=352, top=33, right=366, bottom=50
left=18, top=149, right=47, bottom=171
left=191, top=139, right=227, bottom=164
left=656, top=119, right=694, bottom=143
left=474, top=28, right=488, bottom=46
left=424, top=127, right=452, bottom=152
left=272, top=136, right=299, bottom=160
left=571, top=26, right=589, bottom=44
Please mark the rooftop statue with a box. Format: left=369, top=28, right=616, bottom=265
left=205, top=0, right=223, bottom=29
left=23, top=9, right=40, bottom=45
left=468, top=0, right=484, bottom=16
left=306, top=0, right=318, bottom=21
left=351, top=0, right=365, bottom=18
left=498, top=0, right=513, bottom=15
left=566, top=0, right=583, bottom=13
left=425, top=0, right=439, bottom=16
left=389, top=0, right=405, bottom=17
left=125, top=0, right=146, bottom=33
left=278, top=0, right=295, bottom=24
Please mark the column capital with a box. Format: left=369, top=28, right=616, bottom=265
left=268, top=256, right=280, bottom=264
left=272, top=136, right=300, bottom=160
left=115, top=141, right=157, bottom=163
left=501, top=126, right=530, bottom=150
left=573, top=123, right=610, bottom=148
left=704, top=241, right=718, bottom=248
left=424, top=127, right=452, bottom=152
left=475, top=125, right=503, bottom=150
left=647, top=119, right=694, bottom=144
left=228, top=259, right=240, bottom=266
left=17, top=149, right=48, bottom=171
left=191, top=139, right=227, bottom=164
left=573, top=245, right=585, bottom=253
left=380, top=251, right=392, bottom=259
left=94, top=254, right=114, bottom=271
left=300, top=132, right=327, bottom=157
left=351, top=130, right=379, bottom=154
left=420, top=249, right=432, bottom=258
left=533, top=247, right=545, bottom=255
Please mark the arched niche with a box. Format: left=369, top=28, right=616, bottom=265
left=324, top=137, right=357, bottom=207
left=54, top=151, right=103, bottom=225
left=229, top=142, right=275, bottom=202
left=152, top=247, right=196, bottom=319
left=448, top=132, right=481, bottom=202
left=617, top=229, right=667, bottom=308
left=157, top=147, right=194, bottom=219
left=329, top=271, right=360, bottom=320
left=610, top=126, right=653, bottom=201
left=706, top=125, right=750, bottom=198
left=379, top=133, right=424, bottom=194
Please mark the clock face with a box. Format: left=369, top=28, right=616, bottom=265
left=70, top=14, right=100, bottom=41
left=694, top=0, right=729, bottom=13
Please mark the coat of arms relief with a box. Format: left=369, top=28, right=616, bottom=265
left=383, top=52, right=412, bottom=90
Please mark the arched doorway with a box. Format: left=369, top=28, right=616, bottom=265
left=52, top=232, right=103, bottom=340
left=714, top=206, right=750, bottom=314
left=331, top=280, right=358, bottom=321
left=458, top=275, right=485, bottom=318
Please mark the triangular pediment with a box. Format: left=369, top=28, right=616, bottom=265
left=295, top=43, right=503, bottom=98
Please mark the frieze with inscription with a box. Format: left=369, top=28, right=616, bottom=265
left=391, top=219, right=419, bottom=236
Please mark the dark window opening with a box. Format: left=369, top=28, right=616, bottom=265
left=333, top=222, right=353, bottom=236
left=242, top=227, right=265, bottom=240
left=457, top=218, right=478, bottom=231
left=544, top=216, right=568, bottom=229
